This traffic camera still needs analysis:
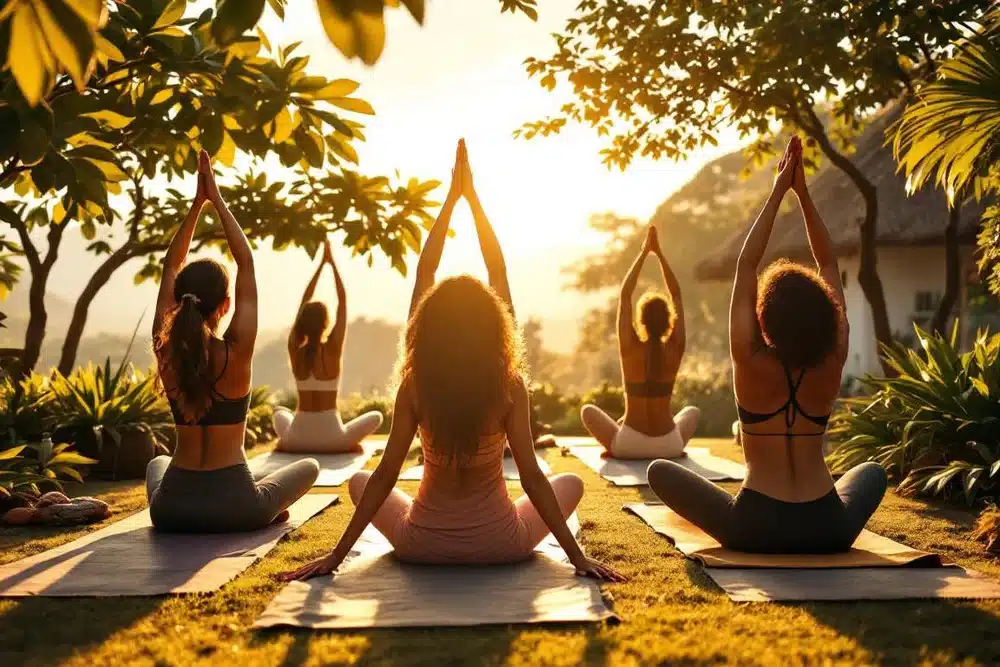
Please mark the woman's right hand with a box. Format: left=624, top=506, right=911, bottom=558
left=572, top=555, right=628, bottom=583
left=447, top=140, right=464, bottom=201
left=773, top=136, right=800, bottom=194
left=791, top=141, right=808, bottom=197
left=198, top=149, right=222, bottom=204
left=277, top=552, right=340, bottom=582
left=322, top=238, right=334, bottom=264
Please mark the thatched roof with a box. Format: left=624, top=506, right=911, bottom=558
left=695, top=105, right=987, bottom=281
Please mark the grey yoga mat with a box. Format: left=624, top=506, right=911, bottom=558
left=254, top=514, right=617, bottom=630
left=399, top=454, right=551, bottom=481
left=567, top=444, right=746, bottom=485
left=0, top=494, right=338, bottom=597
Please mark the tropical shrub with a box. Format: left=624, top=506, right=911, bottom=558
left=0, top=436, right=97, bottom=499
left=49, top=360, right=172, bottom=479
left=0, top=374, right=56, bottom=448
left=581, top=381, right=626, bottom=422
left=245, top=387, right=277, bottom=450
left=828, top=325, right=1000, bottom=505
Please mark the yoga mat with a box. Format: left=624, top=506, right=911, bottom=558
left=624, top=502, right=939, bottom=568
left=708, top=566, right=1000, bottom=602
left=0, top=495, right=337, bottom=597
left=254, top=513, right=617, bottom=630
left=567, top=445, right=745, bottom=485
left=626, top=503, right=1000, bottom=601
left=249, top=442, right=379, bottom=487
left=399, top=454, right=551, bottom=481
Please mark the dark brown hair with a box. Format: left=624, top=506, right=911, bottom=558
left=398, top=276, right=525, bottom=465
left=293, top=301, right=329, bottom=372
left=757, top=259, right=842, bottom=369
left=636, top=291, right=676, bottom=374
left=153, top=258, right=229, bottom=422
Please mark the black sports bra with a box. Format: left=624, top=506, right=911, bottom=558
left=737, top=363, right=831, bottom=436
left=167, top=342, right=250, bottom=427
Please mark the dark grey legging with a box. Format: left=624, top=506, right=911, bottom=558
left=146, top=455, right=319, bottom=533
left=647, top=460, right=888, bottom=554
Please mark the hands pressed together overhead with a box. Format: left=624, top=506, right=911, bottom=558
left=774, top=135, right=809, bottom=197
left=447, top=138, right=479, bottom=202
left=195, top=149, right=222, bottom=205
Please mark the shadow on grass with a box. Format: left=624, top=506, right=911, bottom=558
left=805, top=599, right=1000, bottom=665
left=263, top=622, right=616, bottom=667
left=0, top=596, right=163, bottom=666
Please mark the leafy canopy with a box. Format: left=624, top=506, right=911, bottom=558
left=517, top=1, right=987, bottom=169
left=0, top=0, right=539, bottom=104
left=0, top=0, right=439, bottom=279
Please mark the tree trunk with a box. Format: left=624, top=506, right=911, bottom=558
left=930, top=201, right=961, bottom=336
left=20, top=265, right=52, bottom=376
left=803, top=119, right=894, bottom=376
left=57, top=244, right=138, bottom=375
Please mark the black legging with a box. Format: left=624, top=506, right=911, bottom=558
left=647, top=460, right=887, bottom=554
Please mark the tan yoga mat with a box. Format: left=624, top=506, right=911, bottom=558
left=254, top=513, right=616, bottom=630
left=625, top=502, right=940, bottom=568
left=249, top=441, right=381, bottom=486
left=708, top=566, right=1000, bottom=602
left=567, top=445, right=746, bottom=485
left=0, top=495, right=337, bottom=597
left=399, top=454, right=551, bottom=481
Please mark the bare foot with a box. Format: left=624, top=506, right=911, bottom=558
left=271, top=510, right=290, bottom=524
left=534, top=435, right=557, bottom=449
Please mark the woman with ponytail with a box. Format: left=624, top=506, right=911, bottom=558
left=272, top=239, right=382, bottom=453
left=146, top=150, right=319, bottom=533
left=647, top=137, right=886, bottom=554
left=580, top=224, right=699, bottom=458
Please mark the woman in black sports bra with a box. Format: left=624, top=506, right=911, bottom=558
left=647, top=137, right=887, bottom=553
left=580, top=224, right=699, bottom=458
left=146, top=150, right=319, bottom=533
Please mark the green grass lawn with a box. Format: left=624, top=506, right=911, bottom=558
left=3, top=438, right=1000, bottom=666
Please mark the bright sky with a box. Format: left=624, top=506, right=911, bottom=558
left=42, top=0, right=744, bottom=350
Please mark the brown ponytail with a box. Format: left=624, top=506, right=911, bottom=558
left=154, top=259, right=229, bottom=423
left=293, top=301, right=329, bottom=372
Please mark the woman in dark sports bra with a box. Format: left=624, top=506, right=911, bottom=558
left=647, top=136, right=887, bottom=553
left=272, top=238, right=383, bottom=453
left=147, top=150, right=319, bottom=533
left=580, top=225, right=699, bottom=458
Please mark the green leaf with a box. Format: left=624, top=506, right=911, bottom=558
left=34, top=0, right=96, bottom=88
left=212, top=0, right=266, bottom=45
left=316, top=0, right=386, bottom=66
left=329, top=96, right=375, bottom=115
left=153, top=0, right=187, bottom=29
left=17, top=117, right=50, bottom=167
left=9, top=3, right=51, bottom=105
left=0, top=446, right=27, bottom=461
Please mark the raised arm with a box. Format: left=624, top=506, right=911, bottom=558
left=506, top=379, right=625, bottom=582
left=618, top=228, right=652, bottom=350
left=792, top=146, right=848, bottom=357
left=730, top=138, right=798, bottom=362
left=199, top=150, right=257, bottom=351
left=409, top=142, right=463, bottom=318
left=153, top=170, right=207, bottom=339
left=327, top=241, right=348, bottom=361
left=649, top=227, right=685, bottom=354
left=278, top=380, right=418, bottom=582
left=288, top=247, right=327, bottom=356
left=460, top=140, right=513, bottom=315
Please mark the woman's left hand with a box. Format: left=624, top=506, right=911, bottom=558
left=322, top=238, right=334, bottom=264
left=277, top=553, right=340, bottom=582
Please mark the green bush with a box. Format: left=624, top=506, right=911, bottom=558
left=828, top=325, right=1000, bottom=506
left=340, top=394, right=392, bottom=434
left=581, top=381, right=626, bottom=421
left=245, top=386, right=277, bottom=450
left=673, top=358, right=736, bottom=437
left=0, top=374, right=56, bottom=448
left=0, top=436, right=97, bottom=498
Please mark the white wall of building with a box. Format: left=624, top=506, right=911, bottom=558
left=839, top=246, right=974, bottom=379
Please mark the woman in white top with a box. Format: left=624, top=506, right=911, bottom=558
left=272, top=239, right=383, bottom=453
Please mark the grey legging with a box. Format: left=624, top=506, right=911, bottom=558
left=146, top=455, right=319, bottom=533
left=647, top=459, right=888, bottom=554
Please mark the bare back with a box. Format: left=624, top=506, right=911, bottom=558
left=735, top=347, right=843, bottom=502
left=620, top=335, right=683, bottom=436
left=159, top=336, right=252, bottom=470
left=290, top=341, right=342, bottom=412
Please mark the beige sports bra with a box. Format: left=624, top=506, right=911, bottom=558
left=296, top=375, right=340, bottom=392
